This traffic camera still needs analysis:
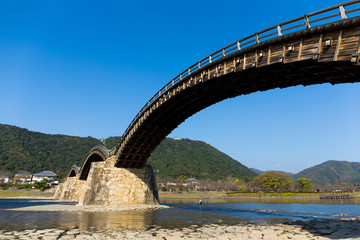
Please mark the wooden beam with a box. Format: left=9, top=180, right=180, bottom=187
left=334, top=30, right=343, bottom=61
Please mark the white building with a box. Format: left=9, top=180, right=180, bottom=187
left=15, top=170, right=33, bottom=184
left=32, top=171, right=58, bottom=182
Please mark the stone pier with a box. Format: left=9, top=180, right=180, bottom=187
left=55, top=146, right=159, bottom=206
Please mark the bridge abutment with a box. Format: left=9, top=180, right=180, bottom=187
left=55, top=156, right=159, bottom=206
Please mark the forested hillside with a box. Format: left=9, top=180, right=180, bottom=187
left=0, top=124, right=257, bottom=180
left=103, top=137, right=256, bottom=180
left=294, top=160, right=360, bottom=185
left=0, top=124, right=101, bottom=177
left=148, top=138, right=257, bottom=180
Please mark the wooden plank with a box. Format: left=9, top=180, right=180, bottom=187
left=342, top=28, right=360, bottom=37
left=257, top=50, right=267, bottom=67
left=298, top=38, right=303, bottom=61
left=334, top=30, right=343, bottom=61
left=302, top=42, right=320, bottom=51
left=285, top=43, right=300, bottom=63
left=270, top=48, right=283, bottom=64
left=243, top=53, right=246, bottom=70
left=337, top=56, right=352, bottom=61
left=317, top=34, right=323, bottom=59
left=340, top=36, right=359, bottom=44
left=301, top=54, right=315, bottom=60
left=339, top=42, right=358, bottom=50
left=338, top=49, right=359, bottom=56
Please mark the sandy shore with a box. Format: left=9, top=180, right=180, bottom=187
left=5, top=203, right=169, bottom=212
left=1, top=220, right=360, bottom=239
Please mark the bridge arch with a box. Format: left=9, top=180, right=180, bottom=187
left=79, top=145, right=110, bottom=180
left=68, top=165, right=79, bottom=178
left=114, top=2, right=360, bottom=168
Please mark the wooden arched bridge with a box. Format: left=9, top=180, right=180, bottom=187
left=57, top=0, right=360, bottom=207
left=76, top=0, right=360, bottom=177
left=110, top=0, right=360, bottom=168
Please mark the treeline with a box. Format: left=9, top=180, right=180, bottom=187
left=0, top=124, right=257, bottom=181
left=0, top=124, right=101, bottom=177
left=159, top=171, right=313, bottom=192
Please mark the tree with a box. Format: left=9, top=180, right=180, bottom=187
left=238, top=184, right=247, bottom=192
left=32, top=178, right=51, bottom=190
left=177, top=175, right=188, bottom=181
left=0, top=170, right=12, bottom=178
left=254, top=171, right=293, bottom=192
left=296, top=177, right=312, bottom=192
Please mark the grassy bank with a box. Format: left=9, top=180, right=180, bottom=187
left=159, top=191, right=326, bottom=199
left=0, top=189, right=54, bottom=198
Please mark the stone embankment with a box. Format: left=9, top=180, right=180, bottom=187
left=1, top=220, right=360, bottom=240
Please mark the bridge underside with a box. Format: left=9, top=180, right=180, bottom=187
left=116, top=61, right=360, bottom=168
left=115, top=18, right=360, bottom=168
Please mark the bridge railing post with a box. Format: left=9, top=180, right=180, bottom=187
left=304, top=15, right=311, bottom=29
left=277, top=25, right=282, bottom=36
left=339, top=5, right=347, bottom=20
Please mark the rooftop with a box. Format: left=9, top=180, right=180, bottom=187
left=33, top=171, right=58, bottom=177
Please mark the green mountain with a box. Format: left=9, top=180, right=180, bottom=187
left=103, top=137, right=256, bottom=180
left=0, top=124, right=257, bottom=180
left=0, top=124, right=102, bottom=178
left=148, top=138, right=256, bottom=180
left=294, top=160, right=360, bottom=185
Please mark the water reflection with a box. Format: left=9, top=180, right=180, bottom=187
left=2, top=198, right=360, bottom=231
left=74, top=210, right=155, bottom=230
left=0, top=210, right=157, bottom=231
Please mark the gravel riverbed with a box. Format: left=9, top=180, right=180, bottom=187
left=1, top=219, right=360, bottom=240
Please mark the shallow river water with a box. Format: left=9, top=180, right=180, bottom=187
left=1, top=198, right=360, bottom=231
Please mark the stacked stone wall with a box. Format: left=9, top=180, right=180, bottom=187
left=54, top=177, right=86, bottom=202
left=79, top=159, right=159, bottom=206
left=56, top=155, right=159, bottom=206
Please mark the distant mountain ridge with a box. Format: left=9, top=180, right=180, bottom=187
left=0, top=124, right=256, bottom=180
left=249, top=168, right=294, bottom=177
left=252, top=160, right=360, bottom=185
left=294, top=160, right=360, bottom=185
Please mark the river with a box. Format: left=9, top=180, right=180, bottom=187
left=1, top=198, right=360, bottom=231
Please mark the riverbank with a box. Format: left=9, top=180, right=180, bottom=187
left=6, top=203, right=169, bottom=212
left=159, top=191, right=337, bottom=199
left=1, top=189, right=359, bottom=201
left=0, top=189, right=54, bottom=198
left=0, top=219, right=359, bottom=240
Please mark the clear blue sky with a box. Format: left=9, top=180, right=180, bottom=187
left=1, top=0, right=359, bottom=173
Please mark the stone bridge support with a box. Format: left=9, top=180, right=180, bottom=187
left=55, top=153, right=159, bottom=207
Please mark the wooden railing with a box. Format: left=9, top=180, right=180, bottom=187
left=120, top=0, right=360, bottom=144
